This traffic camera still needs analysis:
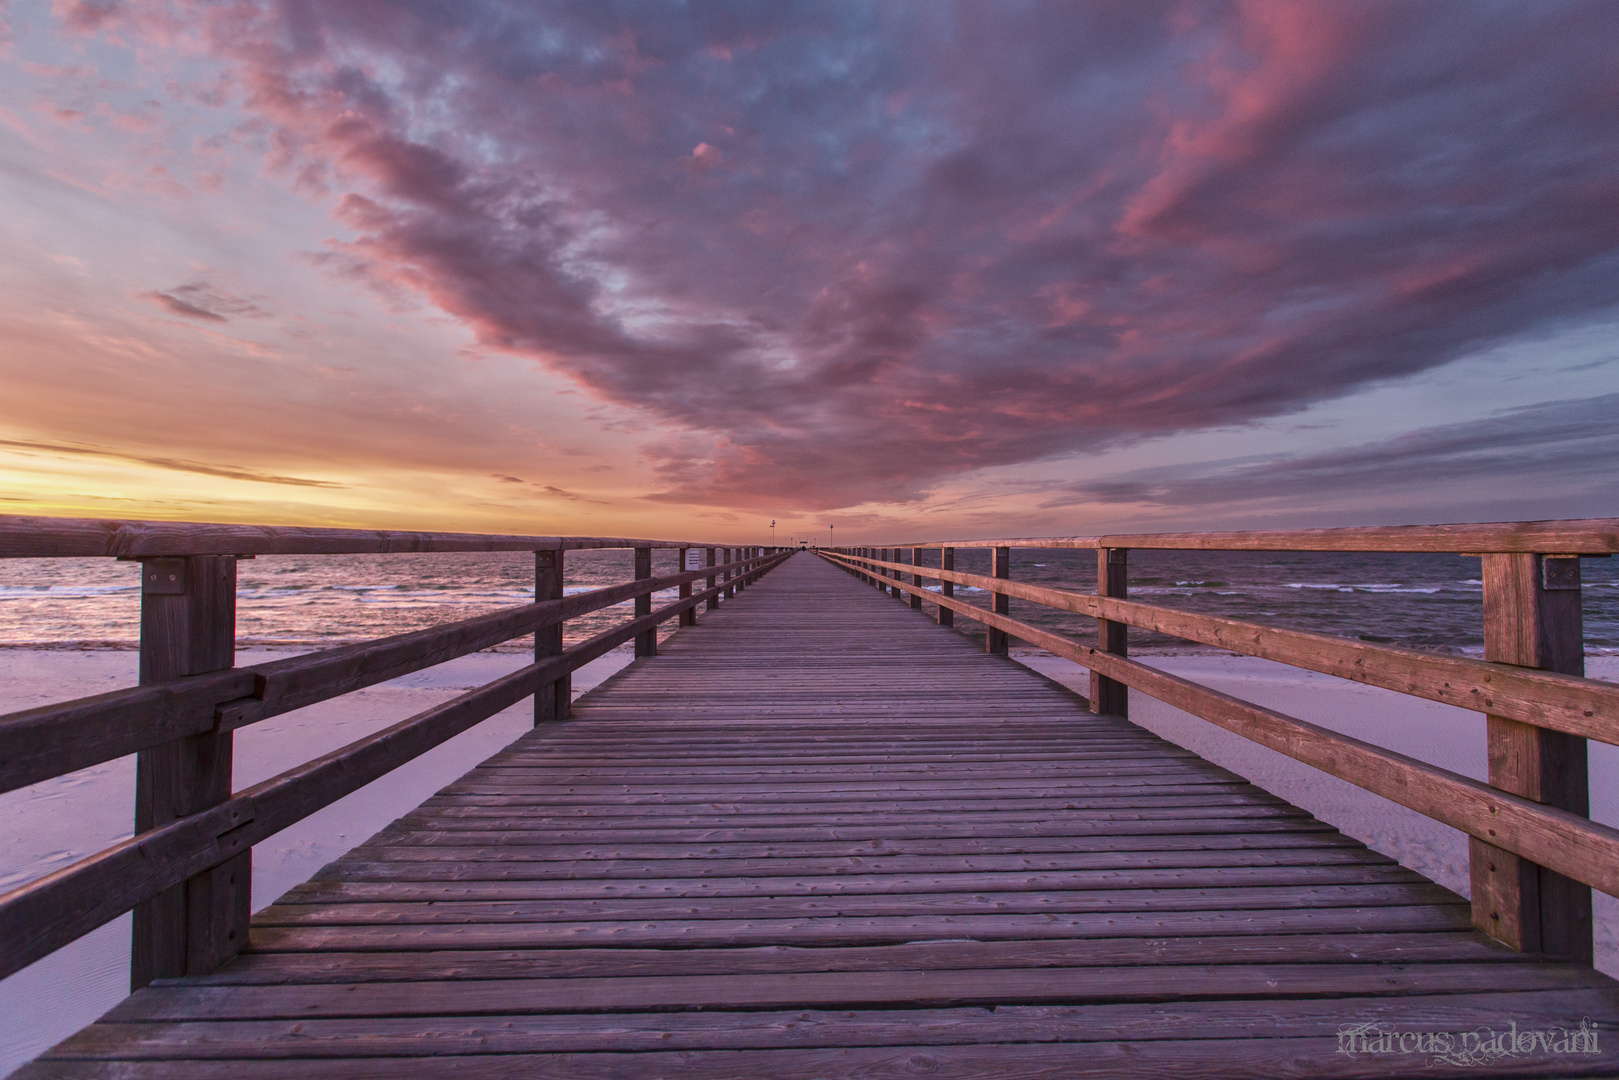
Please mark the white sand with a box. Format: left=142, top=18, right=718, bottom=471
left=2, top=645, right=1615, bottom=1073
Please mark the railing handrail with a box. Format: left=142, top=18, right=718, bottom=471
left=0, top=555, right=761, bottom=796
left=0, top=513, right=732, bottom=558
left=820, top=539, right=1611, bottom=965
left=866, top=517, right=1619, bottom=554
left=0, top=557, right=790, bottom=982
left=0, top=526, right=791, bottom=986
left=834, top=550, right=1619, bottom=745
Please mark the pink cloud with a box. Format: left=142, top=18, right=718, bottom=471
left=55, top=1, right=1619, bottom=512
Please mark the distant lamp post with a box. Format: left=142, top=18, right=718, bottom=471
left=829, top=523, right=833, bottom=549
left=771, top=520, right=776, bottom=549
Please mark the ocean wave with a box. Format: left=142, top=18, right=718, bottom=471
left=1281, top=582, right=1443, bottom=594
left=0, top=584, right=136, bottom=600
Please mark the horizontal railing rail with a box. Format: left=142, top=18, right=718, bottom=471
left=0, top=512, right=791, bottom=988
left=876, top=518, right=1619, bottom=554
left=0, top=514, right=720, bottom=558
left=821, top=521, right=1615, bottom=965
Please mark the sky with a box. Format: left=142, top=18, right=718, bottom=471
left=1, top=0, right=1617, bottom=544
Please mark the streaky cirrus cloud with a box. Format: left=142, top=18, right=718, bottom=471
left=59, top=0, right=1619, bottom=512
left=1036, top=392, right=1619, bottom=513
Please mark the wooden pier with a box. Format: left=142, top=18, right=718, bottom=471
left=16, top=552, right=1619, bottom=1078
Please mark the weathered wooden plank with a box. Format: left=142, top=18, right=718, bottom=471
left=305, top=847, right=1395, bottom=884
left=245, top=904, right=1472, bottom=952
left=278, top=865, right=1431, bottom=905
left=250, top=881, right=1460, bottom=927
left=18, top=1036, right=1619, bottom=1080
left=331, top=830, right=1365, bottom=865
left=97, top=961, right=1610, bottom=1028
left=38, top=989, right=1619, bottom=1061
left=198, top=930, right=1533, bottom=985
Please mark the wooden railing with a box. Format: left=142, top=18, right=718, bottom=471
left=0, top=514, right=789, bottom=989
left=821, top=518, right=1619, bottom=964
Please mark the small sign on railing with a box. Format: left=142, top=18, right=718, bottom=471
left=685, top=549, right=704, bottom=571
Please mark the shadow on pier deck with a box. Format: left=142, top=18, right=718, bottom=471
left=19, top=553, right=1619, bottom=1078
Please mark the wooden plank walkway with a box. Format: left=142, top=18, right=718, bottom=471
left=18, top=553, right=1619, bottom=1078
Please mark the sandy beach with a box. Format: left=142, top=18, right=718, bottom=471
left=2, top=643, right=1616, bottom=1073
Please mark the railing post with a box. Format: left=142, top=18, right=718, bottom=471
left=132, top=554, right=246, bottom=989
left=889, top=548, right=901, bottom=598
left=706, top=547, right=718, bottom=610
left=985, top=546, right=1010, bottom=654
left=939, top=547, right=955, bottom=627
left=1090, top=548, right=1130, bottom=717
left=1470, top=553, right=1590, bottom=962
left=737, top=547, right=747, bottom=592
left=909, top=547, right=923, bottom=609
left=725, top=548, right=736, bottom=598
left=534, top=549, right=569, bottom=724
left=634, top=546, right=656, bottom=657
left=678, top=547, right=696, bottom=627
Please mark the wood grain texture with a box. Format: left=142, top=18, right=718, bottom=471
left=132, top=554, right=245, bottom=989
left=1472, top=553, right=1593, bottom=962
left=1090, top=547, right=1128, bottom=718
left=21, top=552, right=1618, bottom=1078
left=533, top=549, right=567, bottom=725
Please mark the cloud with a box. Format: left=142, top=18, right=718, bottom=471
left=143, top=281, right=271, bottom=323
left=1039, top=393, right=1619, bottom=511
left=68, top=1, right=1619, bottom=512
left=0, top=437, right=343, bottom=488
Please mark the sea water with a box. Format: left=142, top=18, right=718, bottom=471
left=0, top=547, right=698, bottom=652
left=2, top=547, right=1614, bottom=654
left=933, top=548, right=1619, bottom=656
